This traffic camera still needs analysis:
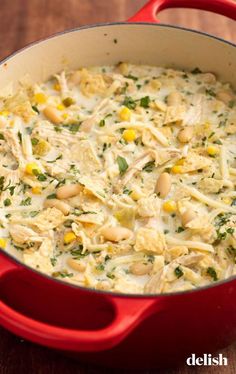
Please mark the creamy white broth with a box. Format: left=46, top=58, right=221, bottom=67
left=0, top=63, right=236, bottom=294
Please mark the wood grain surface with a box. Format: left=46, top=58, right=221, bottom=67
left=0, top=1, right=236, bottom=373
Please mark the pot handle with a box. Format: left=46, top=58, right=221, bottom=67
left=128, top=0, right=236, bottom=22
left=0, top=253, right=159, bottom=352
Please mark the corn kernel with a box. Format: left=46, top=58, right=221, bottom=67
left=0, top=238, right=7, bottom=249
left=123, top=129, right=136, bottom=142
left=130, top=190, right=141, bottom=201
left=34, top=93, right=47, bottom=104
left=57, top=104, right=65, bottom=111
left=31, top=186, right=42, bottom=195
left=53, top=83, right=61, bottom=91
left=163, top=200, right=177, bottom=213
left=176, top=158, right=185, bottom=166
left=171, top=165, right=182, bottom=174
left=207, top=145, right=219, bottom=156
left=222, top=197, right=231, bottom=205
left=64, top=231, right=76, bottom=244
left=119, top=107, right=131, bottom=121
left=0, top=111, right=10, bottom=117
left=204, top=121, right=211, bottom=130
left=25, top=162, right=41, bottom=176
left=33, top=139, right=50, bottom=156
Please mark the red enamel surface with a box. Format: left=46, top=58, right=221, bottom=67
left=128, top=0, right=236, bottom=23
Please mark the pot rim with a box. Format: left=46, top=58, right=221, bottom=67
left=0, top=21, right=235, bottom=68
left=0, top=21, right=236, bottom=299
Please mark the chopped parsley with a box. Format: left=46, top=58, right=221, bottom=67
left=46, top=193, right=57, bottom=199
left=67, top=123, right=81, bottom=133
left=176, top=226, right=185, bottom=233
left=207, top=267, right=218, bottom=281
left=125, top=74, right=138, bottom=81
left=52, top=271, right=74, bottom=278
left=31, top=138, right=39, bottom=146
left=205, top=89, right=216, bottom=97
left=191, top=67, right=202, bottom=74
left=32, top=105, right=39, bottom=114
left=123, top=96, right=137, bottom=110
left=174, top=266, right=184, bottom=278
left=50, top=257, right=57, bottom=267
left=99, top=113, right=112, bottom=127
left=140, top=96, right=150, bottom=108
left=142, top=160, right=155, bottom=173
left=96, top=264, right=105, bottom=271
left=20, top=197, right=32, bottom=206
left=117, top=156, right=128, bottom=175
left=37, top=173, right=47, bottom=181
left=4, top=198, right=11, bottom=207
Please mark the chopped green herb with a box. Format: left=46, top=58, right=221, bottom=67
left=213, top=139, right=222, bottom=145
left=29, top=211, right=39, bottom=217
left=46, top=193, right=57, bottom=199
left=52, top=271, right=74, bottom=278
left=107, top=272, right=115, bottom=279
left=96, top=264, right=105, bottom=271
left=231, top=199, right=236, bottom=207
left=206, top=89, right=216, bottom=97
left=99, top=113, right=112, bottom=127
left=0, top=176, right=4, bottom=192
left=37, top=174, right=47, bottom=181
left=117, top=156, right=128, bottom=175
left=20, top=197, right=32, bottom=206
left=0, top=133, right=5, bottom=140
left=123, top=96, right=137, bottom=110
left=32, top=105, right=39, bottom=114
left=176, top=226, right=185, bottom=233
left=191, top=67, right=202, bottom=74
left=123, top=187, right=132, bottom=195
left=31, top=138, right=39, bottom=146
left=174, top=266, right=184, bottom=278
left=4, top=198, right=11, bottom=207
left=47, top=154, right=63, bottom=163
left=228, top=100, right=235, bottom=108
left=142, top=161, right=155, bottom=173
left=17, top=131, right=22, bottom=144
left=50, top=257, right=57, bottom=266
left=207, top=267, right=218, bottom=281
left=125, top=74, right=138, bottom=81
left=140, top=96, right=150, bottom=108
left=67, top=123, right=81, bottom=133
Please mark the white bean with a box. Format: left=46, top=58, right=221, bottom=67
left=130, top=262, right=153, bottom=276
left=44, top=199, right=71, bottom=215
left=181, top=209, right=196, bottom=227
left=155, top=172, right=171, bottom=198
left=177, top=127, right=194, bottom=143
left=167, top=92, right=182, bottom=106
left=217, top=90, right=234, bottom=105
left=56, top=184, right=82, bottom=199
left=43, top=106, right=63, bottom=124
left=101, top=226, right=132, bottom=242
left=202, top=73, right=216, bottom=84
left=67, top=258, right=86, bottom=272
left=96, top=280, right=111, bottom=291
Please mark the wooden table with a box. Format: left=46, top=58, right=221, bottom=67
left=0, top=1, right=236, bottom=373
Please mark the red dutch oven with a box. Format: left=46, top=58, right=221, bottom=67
left=0, top=0, right=236, bottom=369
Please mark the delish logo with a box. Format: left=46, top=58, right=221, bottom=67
left=186, top=353, right=228, bottom=366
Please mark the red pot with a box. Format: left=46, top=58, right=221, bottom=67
left=0, top=0, right=236, bottom=369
